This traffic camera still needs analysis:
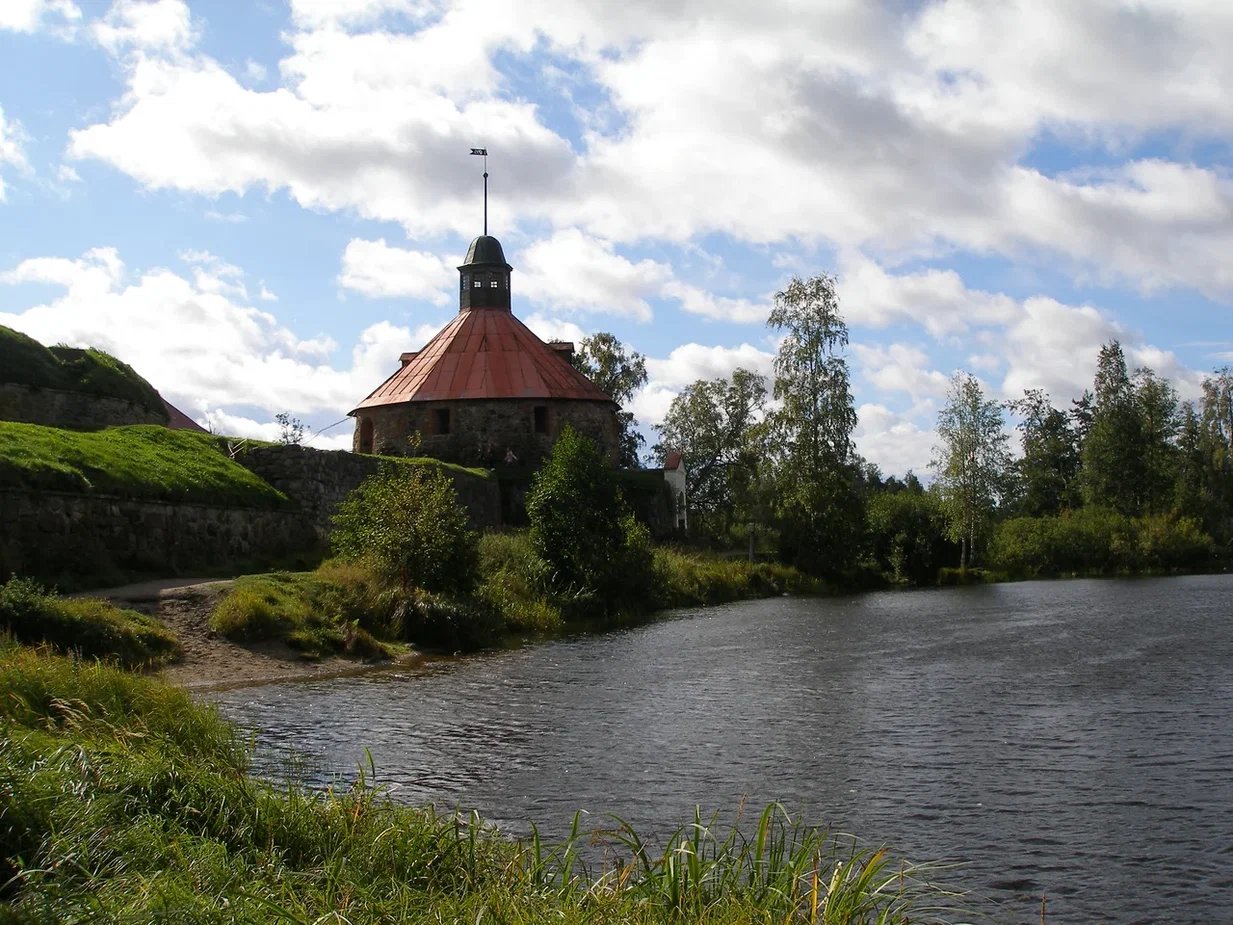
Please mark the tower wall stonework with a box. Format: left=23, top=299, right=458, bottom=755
left=353, top=398, right=619, bottom=468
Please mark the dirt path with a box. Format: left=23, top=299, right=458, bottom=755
left=87, top=580, right=412, bottom=691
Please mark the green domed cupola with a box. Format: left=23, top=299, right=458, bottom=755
left=458, top=234, right=512, bottom=312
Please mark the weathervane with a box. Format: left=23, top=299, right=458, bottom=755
left=470, top=147, right=488, bottom=235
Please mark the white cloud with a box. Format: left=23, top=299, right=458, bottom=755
left=0, top=107, right=31, bottom=201
left=521, top=312, right=586, bottom=346
left=517, top=230, right=669, bottom=321
left=58, top=1, right=1233, bottom=302
left=839, top=253, right=1018, bottom=337
left=630, top=340, right=777, bottom=435
left=258, top=284, right=278, bottom=302
left=854, top=403, right=936, bottom=479
left=852, top=342, right=952, bottom=399
left=244, top=59, right=268, bottom=83
left=662, top=281, right=768, bottom=324
left=1000, top=296, right=1123, bottom=403
left=0, top=0, right=80, bottom=33
left=0, top=247, right=398, bottom=419
left=198, top=408, right=355, bottom=450
left=908, top=0, right=1233, bottom=137
left=204, top=208, right=247, bottom=223
left=288, top=0, right=436, bottom=29
left=93, top=0, right=195, bottom=55
left=338, top=237, right=453, bottom=303
left=645, top=342, right=775, bottom=391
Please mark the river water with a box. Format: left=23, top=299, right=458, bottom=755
left=212, top=574, right=1233, bottom=924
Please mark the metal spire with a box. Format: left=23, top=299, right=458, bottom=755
left=470, top=147, right=488, bottom=234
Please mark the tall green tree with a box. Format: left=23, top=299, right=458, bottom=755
left=571, top=332, right=648, bottom=468
left=1081, top=341, right=1145, bottom=514
left=932, top=373, right=1011, bottom=568
left=653, top=368, right=768, bottom=533
left=765, top=274, right=863, bottom=575
left=525, top=426, right=652, bottom=603
left=1133, top=367, right=1180, bottom=514
left=1081, top=342, right=1182, bottom=516
left=1178, top=368, right=1233, bottom=543
left=1005, top=388, right=1080, bottom=516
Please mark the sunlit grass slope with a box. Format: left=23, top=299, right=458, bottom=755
left=0, top=422, right=289, bottom=508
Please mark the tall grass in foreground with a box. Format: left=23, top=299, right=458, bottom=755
left=0, top=647, right=971, bottom=924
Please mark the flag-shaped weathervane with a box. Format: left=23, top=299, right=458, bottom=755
left=471, top=147, right=489, bottom=234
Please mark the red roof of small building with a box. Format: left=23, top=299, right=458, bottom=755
left=663, top=451, right=684, bottom=471
left=352, top=308, right=612, bottom=411
left=161, top=395, right=208, bottom=432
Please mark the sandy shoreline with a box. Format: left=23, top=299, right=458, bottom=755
left=89, top=579, right=417, bottom=692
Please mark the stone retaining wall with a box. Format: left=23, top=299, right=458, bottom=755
left=0, top=383, right=167, bottom=431
left=0, top=489, right=320, bottom=585
left=232, top=444, right=501, bottom=533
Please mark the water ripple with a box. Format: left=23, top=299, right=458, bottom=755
left=212, top=573, right=1233, bottom=925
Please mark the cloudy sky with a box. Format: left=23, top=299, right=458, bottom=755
left=1, top=0, right=1230, bottom=473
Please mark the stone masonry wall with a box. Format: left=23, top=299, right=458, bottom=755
left=353, top=398, right=619, bottom=469
left=233, top=444, right=501, bottom=533
left=0, top=489, right=319, bottom=585
left=0, top=383, right=167, bottom=431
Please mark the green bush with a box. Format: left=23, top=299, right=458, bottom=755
left=525, top=427, right=655, bottom=612
left=526, top=427, right=625, bottom=592
left=0, top=576, right=181, bottom=668
left=990, top=508, right=1215, bottom=577
left=331, top=465, right=478, bottom=595
left=866, top=491, right=953, bottom=585
left=1137, top=513, right=1213, bottom=569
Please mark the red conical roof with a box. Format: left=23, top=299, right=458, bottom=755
left=352, top=309, right=613, bottom=410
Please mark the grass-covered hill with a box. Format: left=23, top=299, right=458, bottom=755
left=0, top=422, right=290, bottom=509
left=0, top=324, right=167, bottom=419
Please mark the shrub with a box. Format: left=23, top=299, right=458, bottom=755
left=1137, top=513, right=1213, bottom=570
left=990, top=508, right=1215, bottom=577
left=525, top=427, right=654, bottom=611
left=526, top=427, right=626, bottom=593
left=331, top=465, right=478, bottom=595
left=866, top=491, right=954, bottom=585
left=0, top=576, right=181, bottom=668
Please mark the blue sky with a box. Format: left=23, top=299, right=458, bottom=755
left=2, top=0, right=1231, bottom=474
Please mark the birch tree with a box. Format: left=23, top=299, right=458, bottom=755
left=766, top=274, right=863, bottom=575
left=932, top=373, right=1011, bottom=568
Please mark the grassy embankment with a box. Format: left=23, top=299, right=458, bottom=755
left=206, top=534, right=821, bottom=657
left=0, top=324, right=167, bottom=418
left=0, top=641, right=964, bottom=923
left=0, top=422, right=289, bottom=507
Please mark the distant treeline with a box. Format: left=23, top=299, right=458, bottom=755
left=644, top=279, right=1232, bottom=583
